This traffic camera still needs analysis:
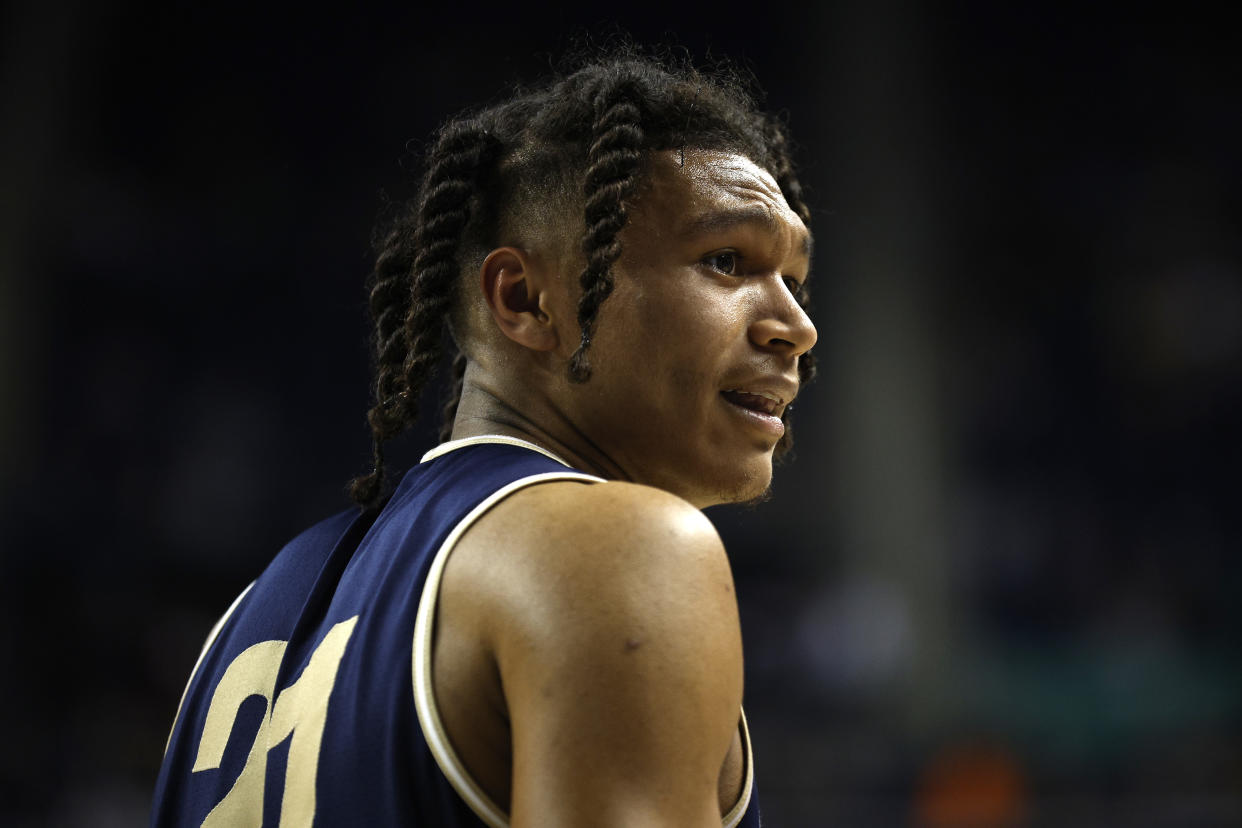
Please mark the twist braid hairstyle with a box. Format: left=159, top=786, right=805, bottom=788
left=349, top=50, right=816, bottom=509
left=569, top=78, right=645, bottom=381
left=350, top=119, right=498, bottom=506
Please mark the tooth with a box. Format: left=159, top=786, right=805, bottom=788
left=723, top=388, right=785, bottom=409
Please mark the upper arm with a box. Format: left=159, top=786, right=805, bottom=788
left=472, top=481, right=743, bottom=828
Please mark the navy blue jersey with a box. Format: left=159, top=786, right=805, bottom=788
left=152, top=436, right=761, bottom=827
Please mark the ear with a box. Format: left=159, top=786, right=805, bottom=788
left=479, top=246, right=560, bottom=352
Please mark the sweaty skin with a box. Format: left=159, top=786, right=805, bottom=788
left=433, top=150, right=817, bottom=827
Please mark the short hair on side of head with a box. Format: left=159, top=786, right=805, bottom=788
left=349, top=44, right=816, bottom=510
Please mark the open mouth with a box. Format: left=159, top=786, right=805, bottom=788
left=720, top=389, right=782, bottom=417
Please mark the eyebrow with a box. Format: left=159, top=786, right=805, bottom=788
left=681, top=204, right=814, bottom=258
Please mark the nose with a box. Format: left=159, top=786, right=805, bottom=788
left=749, top=279, right=818, bottom=357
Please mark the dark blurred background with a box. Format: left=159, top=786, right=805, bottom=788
left=2, top=1, right=1239, bottom=825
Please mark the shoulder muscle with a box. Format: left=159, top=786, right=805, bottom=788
left=455, top=480, right=744, bottom=827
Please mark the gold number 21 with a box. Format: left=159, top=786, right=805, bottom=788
left=190, top=616, right=359, bottom=828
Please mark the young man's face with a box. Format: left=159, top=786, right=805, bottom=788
left=566, top=149, right=817, bottom=507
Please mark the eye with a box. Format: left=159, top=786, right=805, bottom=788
left=703, top=251, right=739, bottom=276
left=784, top=276, right=802, bottom=294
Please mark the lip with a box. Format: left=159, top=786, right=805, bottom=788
left=718, top=375, right=799, bottom=437
left=720, top=393, right=786, bottom=437
left=719, top=376, right=799, bottom=414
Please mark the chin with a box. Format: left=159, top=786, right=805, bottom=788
left=699, top=456, right=774, bottom=508
left=642, top=437, right=776, bottom=507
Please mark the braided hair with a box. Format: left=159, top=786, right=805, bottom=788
left=349, top=50, right=816, bottom=509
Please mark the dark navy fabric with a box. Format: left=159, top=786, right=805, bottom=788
left=150, top=441, right=762, bottom=827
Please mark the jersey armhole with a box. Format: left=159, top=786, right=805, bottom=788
left=411, top=470, right=600, bottom=828
left=722, top=709, right=756, bottom=828
left=410, top=470, right=756, bottom=828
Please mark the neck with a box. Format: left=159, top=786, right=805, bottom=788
left=448, top=365, right=630, bottom=484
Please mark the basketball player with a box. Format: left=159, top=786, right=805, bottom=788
left=151, top=50, right=817, bottom=827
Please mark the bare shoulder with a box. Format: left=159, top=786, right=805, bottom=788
left=454, top=479, right=737, bottom=635
left=446, top=480, right=743, bottom=825
left=512, top=478, right=726, bottom=553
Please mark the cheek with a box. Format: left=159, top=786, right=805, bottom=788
left=625, top=308, right=713, bottom=387
left=590, top=271, right=749, bottom=393
left=624, top=273, right=742, bottom=340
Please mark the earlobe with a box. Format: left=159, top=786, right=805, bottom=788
left=480, top=247, right=559, bottom=351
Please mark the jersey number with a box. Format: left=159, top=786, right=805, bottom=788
left=190, top=616, right=358, bottom=828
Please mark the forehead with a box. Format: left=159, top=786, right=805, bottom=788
left=632, top=150, right=810, bottom=250
left=674, top=150, right=784, bottom=204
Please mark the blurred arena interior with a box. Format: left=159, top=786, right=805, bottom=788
left=1, top=2, right=1239, bottom=825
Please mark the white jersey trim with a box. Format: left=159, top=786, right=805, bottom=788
left=421, top=434, right=576, bottom=468
left=723, top=709, right=756, bottom=828
left=412, top=469, right=600, bottom=827
left=411, top=437, right=756, bottom=827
